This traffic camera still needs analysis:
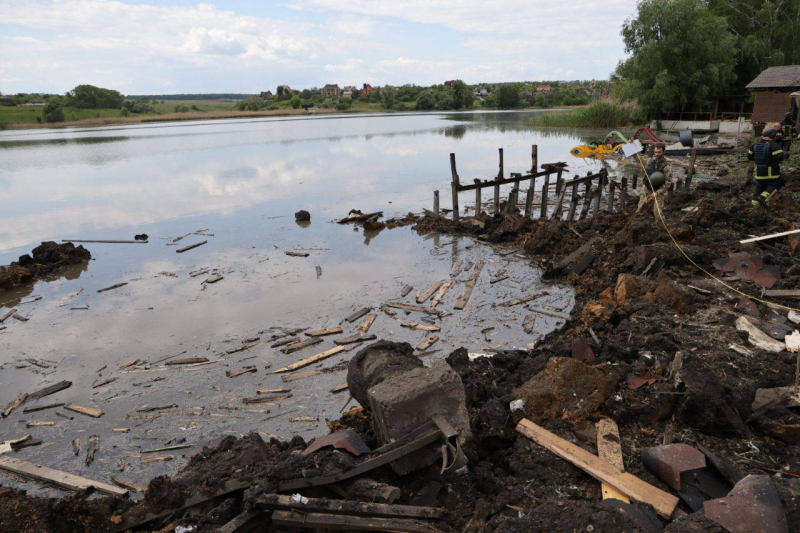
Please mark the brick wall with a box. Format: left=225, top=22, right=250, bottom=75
left=751, top=90, right=794, bottom=124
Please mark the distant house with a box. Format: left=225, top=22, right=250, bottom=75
left=21, top=102, right=45, bottom=107
left=444, top=80, right=454, bottom=90
left=321, top=84, right=341, bottom=97
left=746, top=65, right=800, bottom=124
left=536, top=86, right=552, bottom=93
left=362, top=84, right=375, bottom=95
left=341, top=85, right=356, bottom=98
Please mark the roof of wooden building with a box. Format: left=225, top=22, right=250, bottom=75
left=747, top=66, right=800, bottom=89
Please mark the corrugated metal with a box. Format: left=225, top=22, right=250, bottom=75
left=751, top=91, right=792, bottom=124
left=747, top=65, right=800, bottom=89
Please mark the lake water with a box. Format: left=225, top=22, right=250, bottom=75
left=0, top=111, right=604, bottom=493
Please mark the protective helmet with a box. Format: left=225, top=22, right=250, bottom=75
left=648, top=171, right=666, bottom=190
left=762, top=129, right=778, bottom=140
left=786, top=112, right=792, bottom=119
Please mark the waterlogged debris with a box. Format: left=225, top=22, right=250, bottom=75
left=285, top=251, right=309, bottom=258
left=226, top=367, right=257, bottom=378
left=345, top=307, right=372, bottom=323
left=141, top=444, right=191, bottom=454
left=335, top=334, right=377, bottom=345
left=282, top=337, right=323, bottom=354
left=416, top=281, right=443, bottom=304
left=358, top=314, right=376, bottom=332
left=85, top=435, right=99, bottom=466
left=243, top=394, right=292, bottom=404
left=455, top=260, right=485, bottom=310
left=140, top=455, right=173, bottom=464
left=97, top=282, right=128, bottom=293
left=2, top=393, right=28, bottom=418
left=119, top=359, right=140, bottom=370
left=92, top=377, right=118, bottom=389
left=306, top=327, right=343, bottom=337
left=416, top=335, right=439, bottom=351
left=25, top=421, right=54, bottom=428
left=65, top=404, right=104, bottom=418
left=203, top=275, right=224, bottom=284
left=401, top=322, right=440, bottom=332
left=401, top=284, right=413, bottom=297
left=112, top=476, right=147, bottom=493
left=270, top=346, right=346, bottom=374
left=22, top=403, right=64, bottom=414
left=72, top=438, right=80, bottom=456
left=13, top=314, right=29, bottom=322
left=499, top=292, right=548, bottom=308
left=0, top=308, right=18, bottom=323
left=29, top=381, right=72, bottom=400
left=282, top=370, right=323, bottom=382
left=0, top=456, right=127, bottom=496
left=430, top=282, right=452, bottom=308
left=176, top=240, right=207, bottom=253
left=385, top=302, right=442, bottom=316
left=257, top=388, right=290, bottom=395
left=136, top=404, right=177, bottom=413
left=165, top=357, right=209, bottom=365
left=271, top=336, right=300, bottom=348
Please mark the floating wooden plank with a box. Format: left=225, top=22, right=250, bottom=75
left=257, top=494, right=444, bottom=520
left=111, top=476, right=147, bottom=493
left=358, top=314, right=377, bottom=333
left=270, top=346, right=346, bottom=374
left=97, top=282, right=128, bottom=293
left=499, top=292, right=548, bottom=308
left=271, top=336, right=300, bottom=348
left=335, top=334, right=377, bottom=346
left=285, top=251, right=309, bottom=257
left=13, top=314, right=29, bottom=322
left=430, top=282, right=452, bottom=308
left=401, top=322, right=441, bottom=332
left=0, top=308, right=16, bottom=323
left=62, top=239, right=146, bottom=244
left=416, top=282, right=444, bottom=304
left=176, top=241, right=207, bottom=253
left=112, top=428, right=130, bottom=434
left=92, top=377, right=118, bottom=389
left=22, top=403, right=64, bottom=414
left=270, top=510, right=438, bottom=532
left=281, top=370, right=323, bottom=383
left=135, top=404, right=176, bottom=413
left=331, top=384, right=348, bottom=393
left=29, top=381, right=72, bottom=400
left=401, top=285, right=413, bottom=297
left=2, top=393, right=28, bottom=418
left=345, top=307, right=372, bottom=323
left=385, top=303, right=442, bottom=316
left=226, top=367, right=257, bottom=378
left=490, top=275, right=509, bottom=284
left=203, top=275, right=224, bottom=284
left=281, top=337, right=323, bottom=354
left=243, top=394, right=291, bottom=404
left=64, top=404, right=104, bottom=418
left=596, top=419, right=630, bottom=503
left=740, top=228, right=800, bottom=244
left=26, top=421, right=55, bottom=428
left=306, top=327, right=343, bottom=337
left=140, top=455, right=173, bottom=463
left=0, top=456, right=127, bottom=497
left=257, top=388, right=290, bottom=395
left=119, top=359, right=140, bottom=370
left=764, top=290, right=800, bottom=298
left=454, top=260, right=485, bottom=310
left=416, top=336, right=439, bottom=351
left=165, top=357, right=209, bottom=365
left=141, top=444, right=192, bottom=454
left=516, top=419, right=680, bottom=518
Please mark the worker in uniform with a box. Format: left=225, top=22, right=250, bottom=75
left=747, top=129, right=785, bottom=207
left=780, top=112, right=796, bottom=154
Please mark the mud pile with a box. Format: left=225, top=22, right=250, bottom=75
left=0, top=241, right=91, bottom=290
left=3, top=151, right=800, bottom=531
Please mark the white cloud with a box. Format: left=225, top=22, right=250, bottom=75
left=331, top=14, right=375, bottom=36
left=180, top=28, right=248, bottom=56
left=324, top=58, right=364, bottom=72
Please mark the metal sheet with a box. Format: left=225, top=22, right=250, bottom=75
left=302, top=430, right=371, bottom=457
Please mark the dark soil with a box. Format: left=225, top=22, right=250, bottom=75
left=3, top=149, right=800, bottom=531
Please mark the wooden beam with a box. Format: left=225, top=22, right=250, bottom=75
left=516, top=419, right=680, bottom=518
left=269, top=346, right=346, bottom=374
left=62, top=240, right=146, bottom=244
left=257, top=494, right=443, bottom=520
left=176, top=241, right=207, bottom=253
left=385, top=302, right=442, bottom=316
left=450, top=153, right=460, bottom=223
left=0, top=456, right=128, bottom=497
left=596, top=419, right=630, bottom=503
left=281, top=337, right=323, bottom=354
left=416, top=282, right=444, bottom=304
left=764, top=290, right=800, bottom=298
left=740, top=228, right=800, bottom=244
left=454, top=260, right=484, bottom=310
left=64, top=404, right=104, bottom=418
left=306, top=327, right=343, bottom=337
left=401, top=322, right=441, bottom=332
left=270, top=510, right=439, bottom=532
left=430, top=282, right=452, bottom=308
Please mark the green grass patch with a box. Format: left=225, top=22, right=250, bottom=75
left=528, top=101, right=644, bottom=129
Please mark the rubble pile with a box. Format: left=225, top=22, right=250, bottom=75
left=2, top=149, right=800, bottom=532
left=0, top=241, right=91, bottom=290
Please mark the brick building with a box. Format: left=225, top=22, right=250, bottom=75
left=746, top=65, right=800, bottom=124
left=321, top=84, right=341, bottom=97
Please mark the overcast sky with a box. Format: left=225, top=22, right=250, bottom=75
left=0, top=0, right=638, bottom=95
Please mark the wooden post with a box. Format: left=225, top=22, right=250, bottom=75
left=433, top=190, right=439, bottom=215
left=555, top=168, right=564, bottom=195
left=620, top=177, right=628, bottom=211
left=632, top=173, right=638, bottom=190
left=592, top=173, right=604, bottom=215
left=607, top=181, right=615, bottom=212
left=450, top=153, right=460, bottom=223
left=579, top=182, right=593, bottom=220
left=531, top=144, right=538, bottom=173
left=540, top=172, right=551, bottom=219
left=494, top=148, right=503, bottom=214
left=524, top=186, right=534, bottom=218
left=567, top=182, right=579, bottom=221
left=686, top=148, right=697, bottom=189
left=475, top=183, right=481, bottom=216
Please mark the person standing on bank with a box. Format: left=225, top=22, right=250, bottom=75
left=637, top=142, right=671, bottom=210
left=747, top=129, right=785, bottom=207
left=780, top=112, right=796, bottom=154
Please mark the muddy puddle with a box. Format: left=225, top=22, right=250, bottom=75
left=0, top=111, right=580, bottom=495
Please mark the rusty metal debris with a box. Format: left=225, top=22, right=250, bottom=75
left=704, top=475, right=788, bottom=533
left=712, top=252, right=781, bottom=288
left=571, top=337, right=595, bottom=363
left=301, top=429, right=371, bottom=457
left=626, top=374, right=656, bottom=389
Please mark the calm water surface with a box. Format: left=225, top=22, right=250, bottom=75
left=0, top=112, right=604, bottom=493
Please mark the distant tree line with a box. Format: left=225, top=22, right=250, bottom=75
left=126, top=93, right=252, bottom=101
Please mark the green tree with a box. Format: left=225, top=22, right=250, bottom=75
left=43, top=99, right=65, bottom=123
left=497, top=84, right=521, bottom=108
left=380, top=87, right=397, bottom=110
left=290, top=94, right=302, bottom=109
left=65, top=84, right=124, bottom=109
left=237, top=96, right=265, bottom=111
left=450, top=80, right=474, bottom=109
left=120, top=107, right=130, bottom=117
left=416, top=90, right=437, bottom=110
left=615, top=0, right=737, bottom=114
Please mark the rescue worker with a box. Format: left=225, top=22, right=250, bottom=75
left=644, top=142, right=670, bottom=192
left=747, top=129, right=785, bottom=207
left=780, top=112, right=796, bottom=153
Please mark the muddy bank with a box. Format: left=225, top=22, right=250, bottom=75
left=2, top=147, right=800, bottom=531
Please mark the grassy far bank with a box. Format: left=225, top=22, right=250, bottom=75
left=527, top=98, right=645, bottom=129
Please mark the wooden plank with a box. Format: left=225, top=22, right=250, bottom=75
left=306, top=327, right=343, bottom=337
left=226, top=367, right=257, bottom=378
left=22, top=403, right=64, bottom=414
left=499, top=292, right=548, bottom=308
left=26, top=421, right=55, bottom=428
left=596, top=419, right=630, bottom=503
left=64, top=404, right=104, bottom=418
left=258, top=494, right=444, bottom=520
left=281, top=370, right=323, bottom=382
left=140, top=455, right=173, bottom=463
left=29, top=381, right=72, bottom=400
left=2, top=393, right=28, bottom=418
left=416, top=336, right=439, bottom=351
left=330, top=384, right=349, bottom=393
left=335, top=334, right=377, bottom=346
left=269, top=346, right=347, bottom=374
left=454, top=260, right=485, bottom=310
left=243, top=394, right=291, bottom=404
left=97, top=282, right=128, bottom=293
left=141, top=444, right=192, bottom=454
left=111, top=476, right=147, bottom=493
left=764, top=290, right=800, bottom=298
left=0, top=308, right=16, bottom=323
left=0, top=456, right=128, bottom=497
left=416, top=282, right=443, bottom=304
left=401, top=322, right=441, bottom=332
left=271, top=510, right=438, bottom=532
left=345, top=307, right=372, bottom=323
left=430, top=282, right=452, bottom=308
left=176, top=241, right=207, bottom=253
left=385, top=302, right=442, bottom=316
left=516, top=419, right=680, bottom=518
left=284, top=251, right=309, bottom=257
left=281, top=337, right=323, bottom=354
left=165, top=357, right=208, bottom=365
left=62, top=239, right=146, bottom=244
left=358, top=314, right=377, bottom=333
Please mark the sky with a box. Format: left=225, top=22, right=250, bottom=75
left=0, top=0, right=638, bottom=95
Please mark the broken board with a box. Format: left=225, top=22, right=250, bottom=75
left=596, top=419, right=630, bottom=504
left=269, top=346, right=346, bottom=374
left=0, top=456, right=127, bottom=497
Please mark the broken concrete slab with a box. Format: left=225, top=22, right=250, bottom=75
left=704, top=475, right=788, bottom=533
left=346, top=341, right=423, bottom=407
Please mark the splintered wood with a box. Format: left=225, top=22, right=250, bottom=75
left=281, top=338, right=322, bottom=354
left=358, top=314, right=377, bottom=332
left=64, top=404, right=104, bottom=418
left=416, top=335, right=439, bottom=351
left=305, top=327, right=343, bottom=337
left=401, top=322, right=441, bottom=332
left=455, top=260, right=485, bottom=310
left=269, top=346, right=346, bottom=374
left=596, top=419, right=630, bottom=503
left=416, top=281, right=443, bottom=304
left=499, top=292, right=548, bottom=308
left=0, top=456, right=128, bottom=497
left=430, top=282, right=452, bottom=308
